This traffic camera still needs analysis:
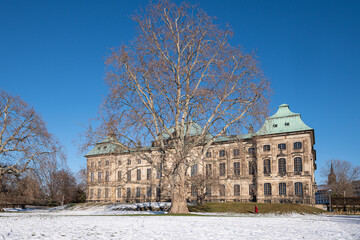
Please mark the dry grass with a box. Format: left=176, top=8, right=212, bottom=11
left=189, top=202, right=325, bottom=214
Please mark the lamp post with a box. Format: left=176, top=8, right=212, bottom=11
left=328, top=189, right=333, bottom=212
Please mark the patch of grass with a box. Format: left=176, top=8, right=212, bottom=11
left=188, top=202, right=325, bottom=214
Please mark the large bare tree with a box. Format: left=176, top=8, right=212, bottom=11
left=322, top=159, right=360, bottom=197
left=86, top=1, right=270, bottom=213
left=0, top=90, right=60, bottom=180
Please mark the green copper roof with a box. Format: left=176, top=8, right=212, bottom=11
left=257, top=104, right=312, bottom=135
left=85, top=136, right=121, bottom=157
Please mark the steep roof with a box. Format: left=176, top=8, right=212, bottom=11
left=257, top=104, right=312, bottom=135
left=85, top=136, right=122, bottom=157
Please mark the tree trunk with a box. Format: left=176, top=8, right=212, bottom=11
left=169, top=164, right=189, bottom=214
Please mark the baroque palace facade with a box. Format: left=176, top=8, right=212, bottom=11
left=86, top=104, right=317, bottom=204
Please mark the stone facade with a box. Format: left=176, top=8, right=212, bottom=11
left=86, top=104, right=316, bottom=204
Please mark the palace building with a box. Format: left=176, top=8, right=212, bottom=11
left=85, top=104, right=316, bottom=204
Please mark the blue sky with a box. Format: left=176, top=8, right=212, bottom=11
left=1, top=0, right=359, bottom=183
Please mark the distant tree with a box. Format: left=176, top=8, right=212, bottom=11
left=322, top=159, right=360, bottom=197
left=0, top=90, right=61, bottom=180
left=83, top=0, right=270, bottom=213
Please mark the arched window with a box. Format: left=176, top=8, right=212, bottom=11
left=295, top=182, right=303, bottom=196
left=294, top=157, right=302, bottom=174
left=90, top=172, right=94, bottom=182
left=264, top=183, right=272, bottom=196
left=294, top=142, right=302, bottom=150
left=278, top=158, right=286, bottom=175
left=279, top=183, right=286, bottom=195
left=263, top=159, right=271, bottom=174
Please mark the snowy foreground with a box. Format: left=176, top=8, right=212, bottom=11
left=0, top=204, right=359, bottom=239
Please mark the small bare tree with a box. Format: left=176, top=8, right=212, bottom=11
left=322, top=159, right=360, bottom=197
left=188, top=173, right=219, bottom=205
left=84, top=0, right=270, bottom=213
left=0, top=90, right=60, bottom=180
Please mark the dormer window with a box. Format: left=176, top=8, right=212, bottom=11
left=273, top=124, right=278, bottom=128
left=285, top=122, right=290, bottom=126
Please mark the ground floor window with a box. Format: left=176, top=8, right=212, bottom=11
left=234, top=184, right=240, bottom=196
left=264, top=183, right=271, bottom=196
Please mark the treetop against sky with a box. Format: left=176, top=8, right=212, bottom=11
left=1, top=0, right=359, bottom=183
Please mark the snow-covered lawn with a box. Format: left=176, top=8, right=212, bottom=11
left=0, top=206, right=359, bottom=239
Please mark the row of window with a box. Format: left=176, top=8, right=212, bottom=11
left=205, top=142, right=303, bottom=159
left=192, top=157, right=303, bottom=177
left=89, top=187, right=161, bottom=199
left=90, top=168, right=162, bottom=183
left=191, top=182, right=304, bottom=197
left=91, top=156, right=303, bottom=183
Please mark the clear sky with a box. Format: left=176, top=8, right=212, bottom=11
left=1, top=0, right=359, bottom=184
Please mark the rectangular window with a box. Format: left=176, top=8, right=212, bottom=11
left=105, top=171, right=109, bottom=182
left=219, top=150, right=226, bottom=157
left=264, top=183, right=272, bottom=196
left=90, top=189, right=93, bottom=199
left=98, top=161, right=101, bottom=167
left=126, top=188, right=131, bottom=198
left=90, top=172, right=94, bottom=183
left=278, top=158, right=286, bottom=175
left=137, top=169, right=141, bottom=181
left=136, top=187, right=141, bottom=197
left=127, top=159, right=131, bottom=165
left=234, top=184, right=240, bottom=196
left=279, top=183, right=286, bottom=196
left=105, top=188, right=109, bottom=198
left=191, top=164, right=198, bottom=177
left=105, top=160, right=109, bottom=166
left=206, top=185, right=212, bottom=197
left=248, top=148, right=255, bottom=154
left=147, top=187, right=152, bottom=197
left=219, top=184, right=226, bottom=196
left=219, top=163, right=226, bottom=177
left=137, top=159, right=141, bottom=164
left=295, top=182, right=303, bottom=196
left=98, top=172, right=102, bottom=183
left=249, top=162, right=255, bottom=175
left=233, top=148, right=240, bottom=157
left=206, top=164, right=212, bottom=177
left=263, top=145, right=270, bottom=152
left=233, top=162, right=240, bottom=176
left=97, top=189, right=101, bottom=198
left=278, top=143, right=286, bottom=150
left=117, top=188, right=121, bottom=198
left=147, top=168, right=152, bottom=180
left=294, top=142, right=302, bottom=150
left=127, top=170, right=131, bottom=182
left=117, top=171, right=121, bottom=181
left=263, top=159, right=271, bottom=174
left=294, top=157, right=302, bottom=173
